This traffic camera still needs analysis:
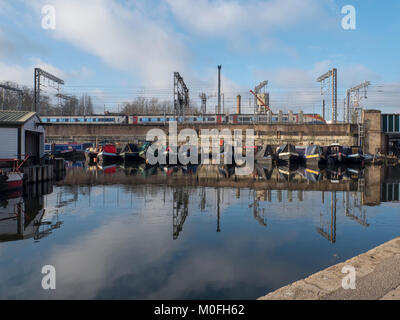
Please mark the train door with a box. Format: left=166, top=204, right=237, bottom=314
left=130, top=116, right=138, bottom=124
left=216, top=115, right=222, bottom=124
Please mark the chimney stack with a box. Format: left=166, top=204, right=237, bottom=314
left=236, top=95, right=241, bottom=114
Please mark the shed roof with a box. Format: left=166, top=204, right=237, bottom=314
left=0, top=110, right=38, bottom=125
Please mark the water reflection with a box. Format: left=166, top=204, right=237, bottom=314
left=47, top=163, right=399, bottom=244
left=0, top=183, right=60, bottom=242
left=0, top=163, right=400, bottom=299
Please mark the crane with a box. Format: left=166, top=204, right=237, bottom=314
left=249, top=89, right=271, bottom=112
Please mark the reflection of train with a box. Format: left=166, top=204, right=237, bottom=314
left=40, top=113, right=326, bottom=125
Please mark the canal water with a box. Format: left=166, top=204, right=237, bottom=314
left=0, top=163, right=399, bottom=299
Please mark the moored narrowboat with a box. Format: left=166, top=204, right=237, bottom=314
left=304, top=144, right=326, bottom=167
left=324, top=143, right=347, bottom=166
left=97, top=144, right=122, bottom=163
left=345, top=146, right=365, bottom=164
left=277, top=143, right=299, bottom=165
left=119, top=144, right=143, bottom=163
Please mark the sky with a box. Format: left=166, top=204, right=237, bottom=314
left=0, top=0, right=399, bottom=117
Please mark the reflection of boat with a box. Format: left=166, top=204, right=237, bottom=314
left=254, top=163, right=274, bottom=180
left=97, top=163, right=118, bottom=174
left=278, top=166, right=297, bottom=181
left=297, top=167, right=323, bottom=183
left=277, top=144, right=299, bottom=165
left=181, top=164, right=199, bottom=175
left=255, top=145, right=277, bottom=165
left=325, top=166, right=346, bottom=183
left=346, top=167, right=364, bottom=180
left=218, top=164, right=235, bottom=178
left=85, top=146, right=99, bottom=163
left=161, top=145, right=200, bottom=166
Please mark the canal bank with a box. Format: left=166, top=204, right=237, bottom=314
left=258, top=237, right=400, bottom=300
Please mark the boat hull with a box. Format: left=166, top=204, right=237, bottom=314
left=278, top=152, right=299, bottom=165
left=121, top=152, right=144, bottom=163
left=346, top=153, right=364, bottom=164
left=0, top=172, right=24, bottom=193
left=97, top=152, right=123, bottom=163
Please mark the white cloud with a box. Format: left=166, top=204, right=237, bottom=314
left=166, top=0, right=326, bottom=36
left=24, top=0, right=189, bottom=87
left=0, top=58, right=65, bottom=87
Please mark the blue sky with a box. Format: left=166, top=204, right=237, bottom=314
left=0, top=0, right=399, bottom=117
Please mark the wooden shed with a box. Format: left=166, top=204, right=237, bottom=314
left=0, top=110, right=45, bottom=164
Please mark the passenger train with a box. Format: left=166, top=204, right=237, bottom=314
left=40, top=113, right=326, bottom=125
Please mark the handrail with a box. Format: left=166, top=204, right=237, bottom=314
left=0, top=154, right=30, bottom=172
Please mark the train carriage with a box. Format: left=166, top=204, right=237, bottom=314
left=41, top=112, right=325, bottom=126
left=41, top=115, right=127, bottom=124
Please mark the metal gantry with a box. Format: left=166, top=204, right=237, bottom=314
left=345, top=81, right=371, bottom=124
left=317, top=191, right=337, bottom=243
left=317, top=68, right=337, bottom=123
left=198, top=92, right=216, bottom=115
left=345, top=81, right=370, bottom=147
left=173, top=72, right=189, bottom=119
left=34, top=68, right=64, bottom=114
left=173, top=188, right=189, bottom=240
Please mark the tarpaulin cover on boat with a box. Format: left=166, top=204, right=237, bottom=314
left=103, top=145, right=117, bottom=154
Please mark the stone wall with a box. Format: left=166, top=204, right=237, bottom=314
left=363, top=109, right=387, bottom=154
left=45, top=123, right=358, bottom=147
